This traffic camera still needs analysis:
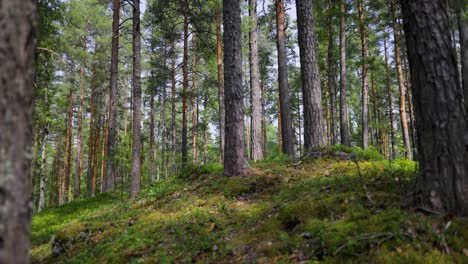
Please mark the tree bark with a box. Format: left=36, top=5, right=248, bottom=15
left=0, top=0, right=36, bottom=262
left=86, top=66, right=96, bottom=197
left=75, top=37, right=87, bottom=199
left=296, top=0, right=325, bottom=150
left=171, top=38, right=177, bottom=171
left=223, top=0, right=250, bottom=176
left=327, top=0, right=336, bottom=145
left=182, top=0, right=189, bottom=167
left=191, top=37, right=199, bottom=164
left=62, top=72, right=74, bottom=204
left=38, top=126, right=48, bottom=212
left=275, top=0, right=294, bottom=156
left=391, top=1, right=412, bottom=159
left=357, top=0, right=370, bottom=149
left=130, top=0, right=142, bottom=200
left=456, top=8, right=468, bottom=116
left=216, top=8, right=225, bottom=164
left=339, top=0, right=350, bottom=146
left=249, top=0, right=263, bottom=161
left=401, top=0, right=468, bottom=216
left=261, top=80, right=268, bottom=158
left=92, top=111, right=101, bottom=196
left=104, top=0, right=120, bottom=192
left=383, top=34, right=396, bottom=159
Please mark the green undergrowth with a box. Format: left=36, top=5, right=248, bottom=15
left=31, top=148, right=468, bottom=263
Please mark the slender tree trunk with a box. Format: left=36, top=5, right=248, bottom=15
left=74, top=38, right=87, bottom=199
left=383, top=34, right=396, bottom=159
left=327, top=0, right=336, bottom=145
left=203, top=96, right=208, bottom=165
left=278, top=98, right=283, bottom=154
left=130, top=0, right=142, bottom=200
left=92, top=112, right=101, bottom=196
left=86, top=66, right=96, bottom=197
left=38, top=126, right=48, bottom=212
left=182, top=0, right=189, bottom=167
left=401, top=0, right=468, bottom=216
left=223, top=0, right=250, bottom=176
left=357, top=0, right=370, bottom=149
left=0, top=0, right=36, bottom=261
left=104, top=0, right=120, bottom=192
left=51, top=135, right=62, bottom=206
left=456, top=8, right=468, bottom=116
left=101, top=107, right=109, bottom=193
left=391, top=1, right=412, bottom=159
left=249, top=0, right=263, bottom=161
left=339, top=0, right=350, bottom=146
left=276, top=0, right=294, bottom=156
left=161, top=48, right=168, bottom=179
left=216, top=8, right=225, bottom=164
left=62, top=75, right=74, bottom=204
left=171, top=38, right=177, bottom=171
left=149, top=93, right=155, bottom=182
left=191, top=37, right=199, bottom=164
left=403, top=59, right=417, bottom=158
left=261, top=80, right=268, bottom=158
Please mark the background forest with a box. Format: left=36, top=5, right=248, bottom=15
left=32, top=0, right=458, bottom=209
left=0, top=0, right=465, bottom=262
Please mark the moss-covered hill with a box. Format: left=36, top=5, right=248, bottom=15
left=31, top=147, right=468, bottom=263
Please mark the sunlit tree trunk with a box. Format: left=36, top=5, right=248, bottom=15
left=223, top=0, right=250, bottom=176
left=391, top=2, right=412, bottom=159
left=357, top=0, right=370, bottom=149
left=75, top=37, right=87, bottom=199
left=216, top=8, right=225, bottom=164
left=275, top=0, right=294, bottom=156
left=182, top=0, right=189, bottom=167
left=383, top=34, right=396, bottom=159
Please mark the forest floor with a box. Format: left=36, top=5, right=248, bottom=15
left=31, top=146, right=468, bottom=263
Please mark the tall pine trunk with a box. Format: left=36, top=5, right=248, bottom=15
left=383, top=34, right=396, bottom=159
left=401, top=0, right=468, bottom=216
left=216, top=8, right=225, bottom=164
left=223, top=0, right=250, bottom=176
left=275, top=0, right=294, bottom=156
left=75, top=37, right=87, bottom=199
left=191, top=37, right=199, bottom=164
left=86, top=66, right=96, bottom=197
left=249, top=0, right=263, bottom=161
left=0, top=0, right=36, bottom=261
left=357, top=0, right=370, bottom=149
left=391, top=2, right=412, bottom=159
left=171, top=38, right=177, bottom=171
left=296, top=0, right=325, bottom=150
left=327, top=0, right=336, bottom=145
left=62, top=74, right=74, bottom=204
left=130, top=0, right=142, bottom=200
left=182, top=0, right=189, bottom=167
left=339, top=0, right=350, bottom=146
left=104, top=0, right=120, bottom=192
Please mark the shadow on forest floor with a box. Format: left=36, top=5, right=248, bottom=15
left=31, top=147, right=468, bottom=263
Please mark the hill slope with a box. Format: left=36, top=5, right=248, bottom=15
left=31, top=148, right=468, bottom=263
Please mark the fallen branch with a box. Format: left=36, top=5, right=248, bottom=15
left=351, top=153, right=375, bottom=205
left=334, top=232, right=393, bottom=256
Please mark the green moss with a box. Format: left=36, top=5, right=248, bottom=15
left=30, top=149, right=468, bottom=263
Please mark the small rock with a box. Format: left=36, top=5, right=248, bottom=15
left=212, top=245, right=218, bottom=251
left=463, top=248, right=468, bottom=256
left=301, top=232, right=313, bottom=239
left=128, top=219, right=135, bottom=226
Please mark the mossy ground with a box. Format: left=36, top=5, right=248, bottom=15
left=31, top=147, right=468, bottom=263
